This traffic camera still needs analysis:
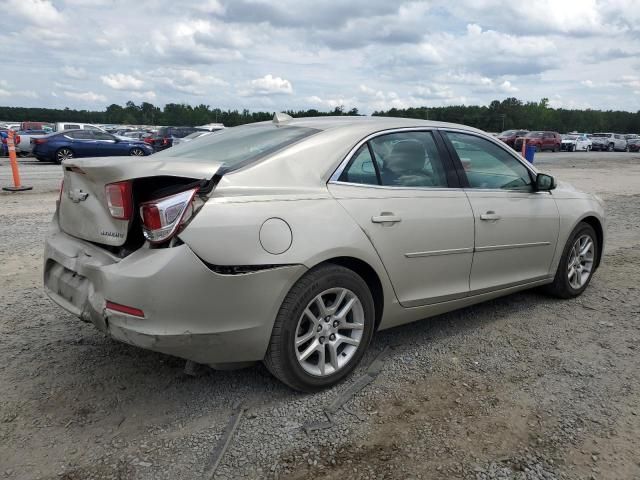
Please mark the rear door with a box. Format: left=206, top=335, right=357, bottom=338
left=328, top=129, right=474, bottom=307
left=441, top=130, right=560, bottom=292
left=66, top=130, right=97, bottom=156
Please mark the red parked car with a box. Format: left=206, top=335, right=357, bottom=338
left=497, top=129, right=529, bottom=148
left=514, top=131, right=562, bottom=152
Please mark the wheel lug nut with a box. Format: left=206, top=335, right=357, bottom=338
left=333, top=321, right=339, bottom=328
left=319, top=337, right=325, bottom=344
left=329, top=334, right=336, bottom=341
left=317, top=325, right=322, bottom=332
left=325, top=316, right=331, bottom=322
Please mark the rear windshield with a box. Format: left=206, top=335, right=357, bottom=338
left=156, top=123, right=320, bottom=170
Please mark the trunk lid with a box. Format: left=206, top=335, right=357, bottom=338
left=58, top=156, right=222, bottom=247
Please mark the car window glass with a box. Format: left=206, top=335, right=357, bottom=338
left=93, top=132, right=114, bottom=141
left=67, top=130, right=93, bottom=140
left=369, top=131, right=448, bottom=187
left=339, top=145, right=378, bottom=185
left=64, top=124, right=80, bottom=130
left=445, top=132, right=532, bottom=191
left=84, top=125, right=100, bottom=131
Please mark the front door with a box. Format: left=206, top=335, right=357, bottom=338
left=328, top=130, right=475, bottom=307
left=442, top=130, right=560, bottom=292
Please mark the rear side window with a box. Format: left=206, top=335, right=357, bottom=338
left=66, top=130, right=93, bottom=139
left=155, top=123, right=320, bottom=171
left=445, top=132, right=532, bottom=191
left=339, top=131, right=449, bottom=188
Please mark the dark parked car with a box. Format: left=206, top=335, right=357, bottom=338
left=32, top=129, right=153, bottom=163
left=627, top=138, right=640, bottom=152
left=497, top=129, right=529, bottom=148
left=514, top=131, right=562, bottom=152
left=148, top=126, right=208, bottom=151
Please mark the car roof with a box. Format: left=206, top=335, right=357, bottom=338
left=270, top=115, right=485, bottom=134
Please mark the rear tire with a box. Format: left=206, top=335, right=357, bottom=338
left=544, top=222, right=598, bottom=299
left=264, top=264, right=375, bottom=392
left=607, top=143, right=614, bottom=152
left=55, top=148, right=74, bottom=164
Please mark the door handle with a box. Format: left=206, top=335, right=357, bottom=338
left=480, top=211, right=501, bottom=221
left=371, top=213, right=402, bottom=224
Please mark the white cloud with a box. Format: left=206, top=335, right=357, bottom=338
left=6, top=0, right=64, bottom=27
left=64, top=91, right=107, bottom=103
left=130, top=90, right=158, bottom=101
left=148, top=68, right=227, bottom=96
left=101, top=73, right=145, bottom=91
left=62, top=66, right=87, bottom=80
left=241, top=75, right=293, bottom=96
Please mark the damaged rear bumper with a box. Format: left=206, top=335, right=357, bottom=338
left=43, top=219, right=306, bottom=365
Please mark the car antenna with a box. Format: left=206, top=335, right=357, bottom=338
left=273, top=112, right=292, bottom=125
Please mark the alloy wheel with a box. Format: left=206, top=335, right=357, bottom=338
left=294, top=287, right=364, bottom=377
left=131, top=148, right=145, bottom=156
left=567, top=234, right=595, bottom=289
left=56, top=149, right=73, bottom=162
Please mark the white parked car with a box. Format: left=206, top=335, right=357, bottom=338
left=591, top=133, right=628, bottom=152
left=44, top=115, right=606, bottom=391
left=561, top=134, right=592, bottom=152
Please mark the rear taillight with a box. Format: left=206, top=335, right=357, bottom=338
left=105, top=181, right=133, bottom=220
left=139, top=188, right=201, bottom=244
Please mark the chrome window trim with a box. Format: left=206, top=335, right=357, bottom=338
left=329, top=180, right=462, bottom=193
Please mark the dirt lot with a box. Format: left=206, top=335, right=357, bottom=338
left=1, top=153, right=639, bottom=480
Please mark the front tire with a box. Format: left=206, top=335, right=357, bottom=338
left=130, top=147, right=146, bottom=156
left=264, top=264, right=375, bottom=392
left=544, top=222, right=598, bottom=299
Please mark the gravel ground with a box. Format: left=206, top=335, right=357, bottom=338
left=1, top=152, right=639, bottom=480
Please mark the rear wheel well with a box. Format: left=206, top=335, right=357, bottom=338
left=580, top=216, right=604, bottom=269
left=318, top=257, right=384, bottom=330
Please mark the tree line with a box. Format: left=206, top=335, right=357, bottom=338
left=1, top=98, right=638, bottom=133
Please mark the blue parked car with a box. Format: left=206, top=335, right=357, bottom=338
left=32, top=129, right=154, bottom=163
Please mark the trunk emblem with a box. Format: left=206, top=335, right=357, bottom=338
left=68, top=189, right=89, bottom=203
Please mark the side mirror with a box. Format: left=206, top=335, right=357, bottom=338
left=536, top=173, right=556, bottom=191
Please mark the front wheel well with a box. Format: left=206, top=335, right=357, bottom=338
left=580, top=216, right=604, bottom=269
left=317, top=257, right=384, bottom=331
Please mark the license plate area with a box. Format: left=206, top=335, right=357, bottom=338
left=44, top=260, right=90, bottom=316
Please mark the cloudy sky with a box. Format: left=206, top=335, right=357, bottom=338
left=1, top=0, right=640, bottom=113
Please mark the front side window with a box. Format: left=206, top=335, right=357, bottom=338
left=445, top=132, right=533, bottom=191
left=93, top=132, right=114, bottom=141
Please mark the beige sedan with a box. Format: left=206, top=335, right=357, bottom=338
left=44, top=115, right=605, bottom=391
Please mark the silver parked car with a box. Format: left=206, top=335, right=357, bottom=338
left=44, top=115, right=606, bottom=391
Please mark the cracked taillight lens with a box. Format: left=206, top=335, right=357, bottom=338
left=139, top=188, right=202, bottom=244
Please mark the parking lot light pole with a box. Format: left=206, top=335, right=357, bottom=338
left=2, top=130, right=33, bottom=192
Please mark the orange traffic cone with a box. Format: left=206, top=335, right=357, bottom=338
left=2, top=130, right=33, bottom=192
